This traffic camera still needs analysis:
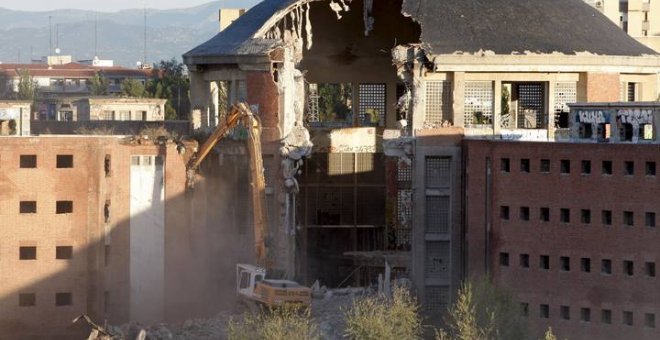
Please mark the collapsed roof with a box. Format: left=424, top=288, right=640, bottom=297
left=184, top=0, right=658, bottom=64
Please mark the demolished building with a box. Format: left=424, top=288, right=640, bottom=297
left=182, top=0, right=660, bottom=338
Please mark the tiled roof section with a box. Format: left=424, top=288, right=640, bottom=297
left=184, top=0, right=658, bottom=61
left=404, top=0, right=657, bottom=56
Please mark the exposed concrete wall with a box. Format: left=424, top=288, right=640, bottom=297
left=129, top=155, right=165, bottom=325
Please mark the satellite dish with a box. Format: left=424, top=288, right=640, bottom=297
left=136, top=61, right=142, bottom=67
left=55, top=48, right=61, bottom=54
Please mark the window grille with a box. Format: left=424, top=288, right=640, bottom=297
left=359, top=84, right=386, bottom=127
left=426, top=196, right=450, bottom=233
left=425, top=81, right=452, bottom=125
left=426, top=241, right=450, bottom=279
left=464, top=81, right=493, bottom=126
left=426, top=157, right=451, bottom=188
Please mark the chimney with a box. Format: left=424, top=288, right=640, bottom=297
left=219, top=8, right=246, bottom=32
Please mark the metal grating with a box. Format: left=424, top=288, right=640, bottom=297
left=328, top=153, right=355, bottom=177
left=517, top=83, right=545, bottom=129
left=359, top=83, right=386, bottom=127
left=397, top=161, right=412, bottom=184
left=426, top=196, right=450, bottom=234
left=397, top=190, right=413, bottom=228
left=425, top=241, right=450, bottom=279
left=425, top=81, right=452, bottom=125
left=306, top=83, right=320, bottom=123
left=425, top=286, right=450, bottom=315
left=464, top=81, right=493, bottom=126
left=554, top=82, right=577, bottom=128
left=425, top=157, right=451, bottom=188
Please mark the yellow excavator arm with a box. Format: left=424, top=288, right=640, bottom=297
left=186, top=102, right=269, bottom=266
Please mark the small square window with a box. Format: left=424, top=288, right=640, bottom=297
left=499, top=252, right=510, bottom=267
left=602, top=210, right=612, bottom=225
left=602, top=259, right=612, bottom=275
left=646, top=212, right=656, bottom=228
left=501, top=158, right=510, bottom=172
left=560, top=160, right=571, bottom=174
left=19, top=246, right=37, bottom=260
left=520, top=159, right=530, bottom=173
left=520, top=254, right=530, bottom=268
left=646, top=162, right=656, bottom=176
left=581, top=308, right=591, bottom=322
left=623, top=311, right=633, bottom=326
left=560, top=257, right=571, bottom=272
left=56, top=246, right=73, bottom=260
left=20, top=201, right=37, bottom=214
left=560, top=305, right=571, bottom=320
left=55, top=292, right=72, bottom=306
left=581, top=258, right=591, bottom=273
left=581, top=160, right=591, bottom=175
left=624, top=161, right=634, bottom=176
left=645, top=313, right=656, bottom=328
left=20, top=155, right=37, bottom=168
left=521, top=302, right=529, bottom=317
left=581, top=209, right=591, bottom=224
left=56, top=155, right=73, bottom=168
left=623, top=211, right=634, bottom=226
left=56, top=201, right=73, bottom=214
left=602, top=161, right=613, bottom=175
left=602, top=309, right=612, bottom=324
left=501, top=206, right=510, bottom=220
left=624, top=260, right=634, bottom=276
left=19, top=293, right=36, bottom=307
left=540, top=304, right=550, bottom=318
left=540, top=207, right=550, bottom=222
left=540, top=255, right=550, bottom=270
left=645, top=262, right=656, bottom=277
left=520, top=207, right=530, bottom=221
left=560, top=208, right=570, bottom=223
left=540, top=159, right=550, bottom=173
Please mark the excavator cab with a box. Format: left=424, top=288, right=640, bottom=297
left=236, top=264, right=266, bottom=299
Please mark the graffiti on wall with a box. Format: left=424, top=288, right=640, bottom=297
left=617, top=109, right=653, bottom=127
left=577, top=110, right=608, bottom=124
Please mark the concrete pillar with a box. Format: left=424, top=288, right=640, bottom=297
left=493, top=80, right=502, bottom=135
left=189, top=71, right=211, bottom=130
left=210, top=81, right=219, bottom=127
left=410, top=66, right=426, bottom=131
left=452, top=72, right=465, bottom=128
left=547, top=81, right=556, bottom=135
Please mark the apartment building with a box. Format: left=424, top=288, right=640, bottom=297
left=587, top=0, right=660, bottom=52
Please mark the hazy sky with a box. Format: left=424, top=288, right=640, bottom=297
left=0, top=0, right=216, bottom=12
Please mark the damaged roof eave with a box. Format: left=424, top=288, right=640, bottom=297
left=183, top=54, right=273, bottom=68
left=429, top=53, right=660, bottom=73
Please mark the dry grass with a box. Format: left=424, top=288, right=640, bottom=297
left=343, top=286, right=422, bottom=340
left=227, top=305, right=319, bottom=340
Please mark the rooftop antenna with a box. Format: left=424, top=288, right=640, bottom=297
left=94, top=13, right=98, bottom=57
left=143, top=4, right=147, bottom=66
left=49, top=16, right=52, bottom=54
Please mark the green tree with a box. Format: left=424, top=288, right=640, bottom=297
left=436, top=279, right=527, bottom=340
left=344, top=286, right=423, bottom=340
left=146, top=58, right=190, bottom=120
left=16, top=69, right=37, bottom=101
left=120, top=78, right=146, bottom=97
left=90, top=73, right=108, bottom=95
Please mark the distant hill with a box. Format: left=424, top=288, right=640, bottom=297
left=0, top=0, right=261, bottom=67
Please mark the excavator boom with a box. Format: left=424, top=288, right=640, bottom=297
left=186, top=102, right=268, bottom=266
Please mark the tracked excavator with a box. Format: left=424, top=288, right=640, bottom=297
left=187, top=103, right=311, bottom=309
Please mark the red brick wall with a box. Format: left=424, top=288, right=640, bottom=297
left=246, top=71, right=280, bottom=143
left=584, top=73, right=622, bottom=102
left=465, top=140, right=660, bottom=340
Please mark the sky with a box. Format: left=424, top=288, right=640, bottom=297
left=0, top=0, right=217, bottom=12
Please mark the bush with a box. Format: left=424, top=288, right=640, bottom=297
left=344, top=286, right=422, bottom=340
left=227, top=305, right=319, bottom=340
left=436, top=279, right=527, bottom=340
